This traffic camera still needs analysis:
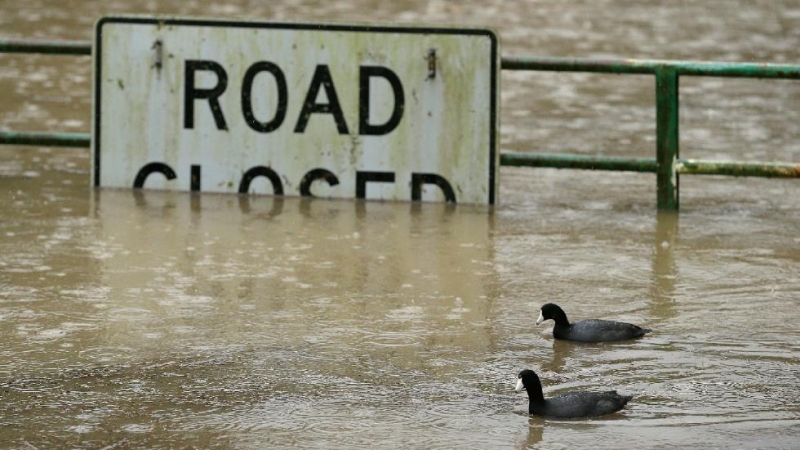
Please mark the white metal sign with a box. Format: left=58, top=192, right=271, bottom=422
left=93, top=17, right=499, bottom=204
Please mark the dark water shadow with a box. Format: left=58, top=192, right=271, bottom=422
left=238, top=193, right=285, bottom=218
left=650, top=211, right=679, bottom=321
left=521, top=418, right=544, bottom=448
left=520, top=416, right=618, bottom=449
left=539, top=338, right=577, bottom=374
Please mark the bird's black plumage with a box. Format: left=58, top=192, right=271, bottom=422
left=516, top=369, right=632, bottom=418
left=537, top=303, right=651, bottom=343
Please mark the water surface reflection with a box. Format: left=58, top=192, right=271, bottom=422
left=2, top=0, right=800, bottom=448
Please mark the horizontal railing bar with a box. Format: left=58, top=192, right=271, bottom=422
left=502, top=56, right=800, bottom=79
left=0, top=130, right=91, bottom=147
left=500, top=150, right=658, bottom=172
left=670, top=61, right=800, bottom=79
left=676, top=159, right=800, bottom=177
left=0, top=38, right=91, bottom=55
left=1, top=132, right=797, bottom=179
left=2, top=39, right=800, bottom=80
left=501, top=151, right=800, bottom=178
left=502, top=56, right=655, bottom=75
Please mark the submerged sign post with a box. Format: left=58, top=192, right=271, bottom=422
left=93, top=17, right=499, bottom=204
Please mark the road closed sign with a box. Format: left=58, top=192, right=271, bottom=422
left=93, top=16, right=499, bottom=204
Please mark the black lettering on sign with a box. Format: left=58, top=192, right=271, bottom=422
left=191, top=164, right=201, bottom=191
left=411, top=173, right=456, bottom=203
left=184, top=60, right=228, bottom=130
left=239, top=166, right=284, bottom=195
left=294, top=65, right=349, bottom=134
left=299, top=168, right=340, bottom=197
left=359, top=66, right=404, bottom=135
left=356, top=171, right=395, bottom=199
left=241, top=62, right=288, bottom=133
left=133, top=162, right=177, bottom=188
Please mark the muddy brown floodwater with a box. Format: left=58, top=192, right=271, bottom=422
left=1, top=1, right=799, bottom=448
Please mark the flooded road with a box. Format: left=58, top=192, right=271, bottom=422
left=2, top=0, right=800, bottom=448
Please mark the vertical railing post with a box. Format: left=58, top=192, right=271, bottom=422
left=655, top=67, right=680, bottom=210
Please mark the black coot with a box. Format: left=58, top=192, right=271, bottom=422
left=515, top=369, right=632, bottom=418
left=537, top=303, right=651, bottom=343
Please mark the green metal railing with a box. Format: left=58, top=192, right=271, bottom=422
left=0, top=39, right=92, bottom=149
left=1, top=38, right=799, bottom=209
left=502, top=56, right=800, bottom=209
left=0, top=38, right=91, bottom=55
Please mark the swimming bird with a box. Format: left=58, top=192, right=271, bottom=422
left=515, top=369, right=632, bottom=418
left=536, top=303, right=651, bottom=343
